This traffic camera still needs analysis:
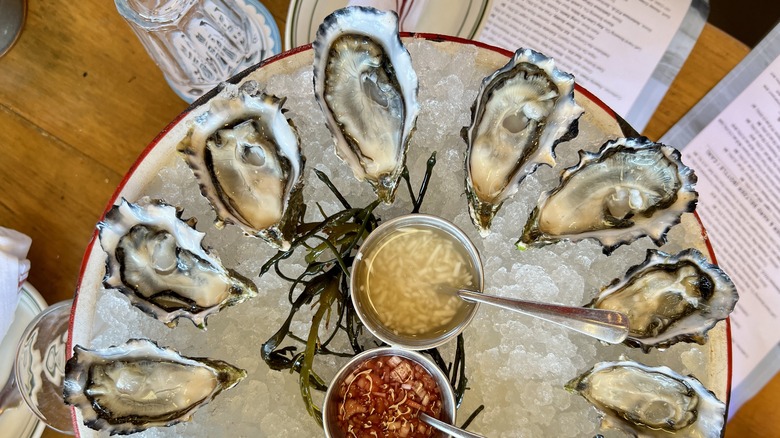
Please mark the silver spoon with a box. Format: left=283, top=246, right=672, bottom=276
left=419, top=412, right=486, bottom=438
left=457, top=289, right=629, bottom=344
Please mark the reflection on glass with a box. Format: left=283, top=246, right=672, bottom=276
left=15, top=299, right=73, bottom=435
left=115, top=0, right=269, bottom=101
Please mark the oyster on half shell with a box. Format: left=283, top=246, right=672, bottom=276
left=518, top=137, right=698, bottom=254
left=464, top=48, right=584, bottom=235
left=566, top=360, right=725, bottom=438
left=313, top=6, right=419, bottom=203
left=64, top=339, right=246, bottom=435
left=98, top=198, right=257, bottom=329
left=179, top=81, right=306, bottom=250
left=586, top=248, right=738, bottom=351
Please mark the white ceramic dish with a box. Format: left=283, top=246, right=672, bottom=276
left=284, top=0, right=493, bottom=49
left=0, top=282, right=47, bottom=438
left=68, top=36, right=731, bottom=437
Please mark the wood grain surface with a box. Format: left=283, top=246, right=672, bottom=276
left=0, top=1, right=773, bottom=437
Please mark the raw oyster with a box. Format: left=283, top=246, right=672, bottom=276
left=566, top=360, right=725, bottom=438
left=64, top=338, right=246, bottom=435
left=98, top=198, right=257, bottom=329
left=518, top=137, right=698, bottom=254
left=463, top=48, right=584, bottom=235
left=179, top=81, right=305, bottom=250
left=313, top=6, right=419, bottom=203
left=587, top=249, right=738, bottom=351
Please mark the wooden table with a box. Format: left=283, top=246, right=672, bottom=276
left=0, top=1, right=773, bottom=437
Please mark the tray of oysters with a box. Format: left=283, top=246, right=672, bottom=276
left=67, top=6, right=737, bottom=438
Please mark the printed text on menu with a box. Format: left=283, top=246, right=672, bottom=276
left=478, top=0, right=690, bottom=116
left=684, top=55, right=780, bottom=390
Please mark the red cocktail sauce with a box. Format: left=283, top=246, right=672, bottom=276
left=336, top=355, right=444, bottom=437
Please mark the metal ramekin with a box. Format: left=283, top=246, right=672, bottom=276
left=322, top=346, right=457, bottom=438
left=350, top=214, right=484, bottom=350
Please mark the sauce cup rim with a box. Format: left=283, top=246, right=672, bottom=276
left=349, top=214, right=484, bottom=350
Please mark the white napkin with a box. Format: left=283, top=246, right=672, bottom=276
left=0, top=227, right=32, bottom=341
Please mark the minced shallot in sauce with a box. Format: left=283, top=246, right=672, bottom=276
left=336, top=355, right=443, bottom=437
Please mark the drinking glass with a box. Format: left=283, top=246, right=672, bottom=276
left=14, top=299, right=74, bottom=434
left=115, top=0, right=277, bottom=102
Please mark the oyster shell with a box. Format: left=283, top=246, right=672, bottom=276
left=179, top=81, right=305, bottom=250
left=98, top=198, right=257, bottom=329
left=518, top=137, right=698, bottom=254
left=313, top=6, right=419, bottom=203
left=566, top=360, right=725, bottom=438
left=463, top=48, right=584, bottom=235
left=64, top=338, right=246, bottom=435
left=586, top=248, right=738, bottom=351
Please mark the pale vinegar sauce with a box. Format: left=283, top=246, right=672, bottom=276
left=358, top=225, right=477, bottom=337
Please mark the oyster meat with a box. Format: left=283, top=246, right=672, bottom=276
left=586, top=248, right=738, bottom=351
left=519, top=137, right=698, bottom=254
left=64, top=339, right=246, bottom=435
left=463, top=48, right=584, bottom=235
left=566, top=360, right=725, bottom=438
left=313, top=6, right=419, bottom=203
left=98, top=198, right=257, bottom=329
left=179, top=81, right=305, bottom=250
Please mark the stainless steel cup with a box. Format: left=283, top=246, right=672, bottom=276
left=350, top=214, right=484, bottom=350
left=322, top=346, right=457, bottom=438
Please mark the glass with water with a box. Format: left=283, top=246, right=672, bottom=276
left=115, top=0, right=274, bottom=101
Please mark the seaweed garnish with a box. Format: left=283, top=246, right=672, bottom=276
left=259, top=152, right=481, bottom=427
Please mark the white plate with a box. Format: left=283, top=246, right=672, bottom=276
left=284, top=0, right=493, bottom=49
left=0, top=282, right=47, bottom=438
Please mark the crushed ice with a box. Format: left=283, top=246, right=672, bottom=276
left=85, top=38, right=716, bottom=437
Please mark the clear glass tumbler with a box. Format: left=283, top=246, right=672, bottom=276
left=115, top=0, right=275, bottom=101
left=15, top=299, right=73, bottom=434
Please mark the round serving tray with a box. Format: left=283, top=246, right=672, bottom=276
left=68, top=34, right=731, bottom=437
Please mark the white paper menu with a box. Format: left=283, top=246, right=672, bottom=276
left=661, top=23, right=780, bottom=418
left=477, top=0, right=694, bottom=131
left=676, top=57, right=780, bottom=416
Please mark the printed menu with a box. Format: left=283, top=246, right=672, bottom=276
left=685, top=55, right=780, bottom=392
left=477, top=0, right=697, bottom=131
left=661, top=23, right=780, bottom=417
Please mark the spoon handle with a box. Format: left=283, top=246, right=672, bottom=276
left=457, top=289, right=629, bottom=344
left=418, top=412, right=487, bottom=438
